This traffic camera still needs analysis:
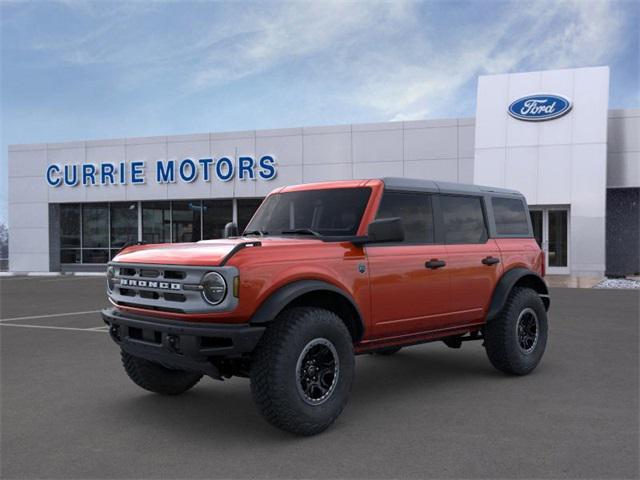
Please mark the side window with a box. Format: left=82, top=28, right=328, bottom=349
left=492, top=197, right=530, bottom=236
left=376, top=191, right=434, bottom=243
left=440, top=195, right=488, bottom=244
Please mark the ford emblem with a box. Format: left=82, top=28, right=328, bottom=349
left=508, top=94, right=572, bottom=121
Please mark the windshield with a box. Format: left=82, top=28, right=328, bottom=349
left=245, top=187, right=371, bottom=237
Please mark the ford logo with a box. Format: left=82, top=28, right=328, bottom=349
left=508, top=94, right=572, bottom=121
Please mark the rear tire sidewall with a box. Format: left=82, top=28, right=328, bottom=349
left=485, top=287, right=548, bottom=375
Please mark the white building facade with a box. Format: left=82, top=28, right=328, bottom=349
left=8, top=66, right=640, bottom=276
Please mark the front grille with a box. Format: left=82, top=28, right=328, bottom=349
left=108, top=262, right=238, bottom=314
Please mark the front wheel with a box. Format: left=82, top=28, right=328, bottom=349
left=121, top=351, right=202, bottom=395
left=250, top=307, right=355, bottom=436
left=484, top=287, right=548, bottom=375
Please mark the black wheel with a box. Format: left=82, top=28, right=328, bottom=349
left=484, top=287, right=548, bottom=375
left=121, top=350, right=202, bottom=395
left=250, top=307, right=355, bottom=436
left=372, top=346, right=402, bottom=355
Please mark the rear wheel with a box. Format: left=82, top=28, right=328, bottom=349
left=484, top=287, right=548, bottom=375
left=250, top=307, right=354, bottom=436
left=121, top=351, right=202, bottom=395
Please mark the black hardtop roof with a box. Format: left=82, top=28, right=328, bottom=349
left=380, top=177, right=523, bottom=197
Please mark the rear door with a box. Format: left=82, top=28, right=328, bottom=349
left=439, top=194, right=502, bottom=324
left=367, top=191, right=451, bottom=339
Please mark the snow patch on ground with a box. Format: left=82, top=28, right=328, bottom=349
left=593, top=278, right=640, bottom=289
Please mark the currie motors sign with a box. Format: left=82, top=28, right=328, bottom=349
left=508, top=94, right=572, bottom=121
left=46, top=155, right=277, bottom=187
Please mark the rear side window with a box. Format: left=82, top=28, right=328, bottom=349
left=376, top=191, right=434, bottom=243
left=440, top=195, right=487, bottom=244
left=492, top=197, right=530, bottom=236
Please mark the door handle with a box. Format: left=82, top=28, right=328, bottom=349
left=481, top=256, right=500, bottom=266
left=425, top=259, right=446, bottom=269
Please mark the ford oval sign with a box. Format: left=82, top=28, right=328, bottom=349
left=508, top=94, right=572, bottom=121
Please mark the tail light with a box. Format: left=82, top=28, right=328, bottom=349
left=541, top=250, right=546, bottom=277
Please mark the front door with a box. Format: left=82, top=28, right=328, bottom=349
left=368, top=244, right=450, bottom=338
left=367, top=191, right=452, bottom=339
left=530, top=208, right=570, bottom=274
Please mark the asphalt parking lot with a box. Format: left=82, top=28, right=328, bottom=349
left=1, top=277, right=638, bottom=479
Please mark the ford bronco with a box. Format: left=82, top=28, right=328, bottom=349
left=103, top=178, right=550, bottom=435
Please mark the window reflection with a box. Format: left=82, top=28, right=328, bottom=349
left=172, top=201, right=202, bottom=243
left=142, top=202, right=171, bottom=244
left=203, top=200, right=233, bottom=240
left=111, top=203, right=138, bottom=249
left=59, top=198, right=264, bottom=263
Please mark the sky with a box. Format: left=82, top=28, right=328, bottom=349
left=1, top=0, right=638, bottom=225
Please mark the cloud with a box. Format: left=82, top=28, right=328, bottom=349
left=349, top=0, right=626, bottom=121
left=3, top=0, right=631, bottom=122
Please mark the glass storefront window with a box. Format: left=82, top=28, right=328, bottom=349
left=548, top=210, right=568, bottom=267
left=82, top=204, right=109, bottom=248
left=110, top=202, right=138, bottom=249
left=142, top=202, right=171, bottom=244
left=59, top=198, right=263, bottom=264
left=83, top=249, right=110, bottom=264
left=60, top=204, right=81, bottom=248
left=60, top=249, right=81, bottom=264
left=237, top=198, right=263, bottom=233
left=172, top=201, right=202, bottom=243
left=203, top=199, right=233, bottom=240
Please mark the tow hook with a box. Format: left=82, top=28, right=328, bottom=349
left=109, top=324, right=121, bottom=342
left=167, top=334, right=181, bottom=353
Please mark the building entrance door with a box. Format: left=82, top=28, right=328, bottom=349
left=529, top=208, right=570, bottom=274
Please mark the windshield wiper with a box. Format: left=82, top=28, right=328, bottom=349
left=281, top=228, right=322, bottom=237
left=243, top=229, right=268, bottom=236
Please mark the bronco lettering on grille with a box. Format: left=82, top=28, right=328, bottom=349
left=120, top=278, right=181, bottom=290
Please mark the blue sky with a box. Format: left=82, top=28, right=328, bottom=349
left=1, top=0, right=638, bottom=225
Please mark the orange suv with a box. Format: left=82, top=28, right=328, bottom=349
left=103, top=178, right=550, bottom=435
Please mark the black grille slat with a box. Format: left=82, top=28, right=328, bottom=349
left=164, top=270, right=186, bottom=280
left=140, top=269, right=160, bottom=278
left=139, top=290, right=160, bottom=300
left=163, top=292, right=186, bottom=302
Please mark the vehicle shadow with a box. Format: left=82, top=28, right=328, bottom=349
left=103, top=343, right=508, bottom=443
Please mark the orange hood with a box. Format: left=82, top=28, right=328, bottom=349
left=112, top=236, right=322, bottom=267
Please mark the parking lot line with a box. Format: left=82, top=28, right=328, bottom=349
left=0, top=323, right=108, bottom=332
left=0, top=310, right=102, bottom=323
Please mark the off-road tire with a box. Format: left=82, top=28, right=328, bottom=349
left=121, top=350, right=202, bottom=395
left=372, top=346, right=402, bottom=355
left=250, top=307, right=355, bottom=436
left=484, top=287, right=548, bottom=375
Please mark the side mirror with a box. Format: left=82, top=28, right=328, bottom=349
left=366, top=218, right=404, bottom=244
left=224, top=222, right=239, bottom=238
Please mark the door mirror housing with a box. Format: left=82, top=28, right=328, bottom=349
left=224, top=222, right=239, bottom=238
left=365, top=218, right=405, bottom=244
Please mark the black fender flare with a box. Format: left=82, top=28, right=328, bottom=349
left=486, top=268, right=550, bottom=322
left=249, top=279, right=365, bottom=340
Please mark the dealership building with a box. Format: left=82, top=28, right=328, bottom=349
left=7, top=66, right=640, bottom=277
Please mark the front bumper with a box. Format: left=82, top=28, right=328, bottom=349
left=102, top=308, right=265, bottom=378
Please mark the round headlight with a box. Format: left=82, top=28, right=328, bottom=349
left=106, top=266, right=116, bottom=292
left=202, top=272, right=227, bottom=305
